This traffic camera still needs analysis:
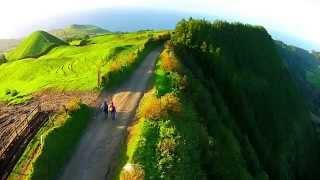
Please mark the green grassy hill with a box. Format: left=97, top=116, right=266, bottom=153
left=5, top=31, right=67, bottom=61
left=50, top=24, right=110, bottom=41
left=0, top=31, right=167, bottom=103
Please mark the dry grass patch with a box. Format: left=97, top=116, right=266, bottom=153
left=120, top=163, right=145, bottom=180
left=137, top=90, right=181, bottom=120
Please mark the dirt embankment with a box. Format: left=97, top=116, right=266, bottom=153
left=0, top=90, right=98, bottom=180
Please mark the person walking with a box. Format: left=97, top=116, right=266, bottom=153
left=109, top=101, right=117, bottom=121
left=100, top=99, right=109, bottom=119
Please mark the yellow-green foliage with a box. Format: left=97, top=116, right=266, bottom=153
left=65, top=98, right=82, bottom=112
left=120, top=164, right=145, bottom=180
left=137, top=90, right=181, bottom=120
left=0, top=31, right=168, bottom=103
left=159, top=47, right=180, bottom=72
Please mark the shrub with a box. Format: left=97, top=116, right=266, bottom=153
left=65, top=98, right=81, bottom=112
left=0, top=54, right=6, bottom=65
left=10, top=89, right=18, bottom=96
left=159, top=49, right=180, bottom=72
left=137, top=91, right=162, bottom=119
left=137, top=91, right=181, bottom=120
left=5, top=89, right=11, bottom=95
left=69, top=39, right=88, bottom=46
left=120, top=164, right=145, bottom=180
left=160, top=93, right=181, bottom=115
left=157, top=138, right=176, bottom=155
left=101, top=33, right=168, bottom=89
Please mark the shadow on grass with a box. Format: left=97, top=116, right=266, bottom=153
left=30, top=104, right=92, bottom=180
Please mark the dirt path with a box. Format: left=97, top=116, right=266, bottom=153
left=59, top=47, right=162, bottom=180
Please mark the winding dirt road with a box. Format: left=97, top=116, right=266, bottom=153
left=59, top=47, right=162, bottom=180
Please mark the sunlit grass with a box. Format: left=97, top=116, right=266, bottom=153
left=0, top=31, right=165, bottom=103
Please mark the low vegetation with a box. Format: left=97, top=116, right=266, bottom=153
left=0, top=53, right=6, bottom=65
left=118, top=44, right=205, bottom=179
left=9, top=99, right=92, bottom=180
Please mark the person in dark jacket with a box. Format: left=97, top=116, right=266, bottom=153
left=100, top=99, right=108, bottom=119
left=109, top=101, right=116, bottom=121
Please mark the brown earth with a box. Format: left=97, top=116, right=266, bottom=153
left=0, top=89, right=98, bottom=179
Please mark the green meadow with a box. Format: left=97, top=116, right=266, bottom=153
left=0, top=31, right=165, bottom=103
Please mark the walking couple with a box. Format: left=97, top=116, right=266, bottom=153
left=100, top=98, right=116, bottom=121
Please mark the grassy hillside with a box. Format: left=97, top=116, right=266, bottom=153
left=0, top=31, right=168, bottom=104
left=5, top=31, right=67, bottom=61
left=50, top=24, right=110, bottom=41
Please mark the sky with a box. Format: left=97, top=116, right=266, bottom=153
left=0, top=0, right=319, bottom=50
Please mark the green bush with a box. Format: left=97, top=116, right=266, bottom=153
left=10, top=89, right=18, bottom=96
left=0, top=54, right=6, bottom=65
left=102, top=34, right=169, bottom=89
left=5, top=89, right=11, bottom=95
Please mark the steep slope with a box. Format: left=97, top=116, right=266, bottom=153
left=276, top=41, right=320, bottom=114
left=5, top=31, right=67, bottom=61
left=50, top=24, right=110, bottom=41
left=170, top=19, right=320, bottom=179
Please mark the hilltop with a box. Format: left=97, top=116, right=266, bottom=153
left=50, top=24, right=110, bottom=41
left=5, top=31, right=67, bottom=61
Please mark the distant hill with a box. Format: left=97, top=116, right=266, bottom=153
left=50, top=24, right=110, bottom=41
left=0, top=39, right=20, bottom=53
left=5, top=31, right=67, bottom=61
